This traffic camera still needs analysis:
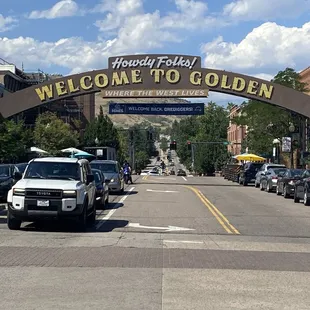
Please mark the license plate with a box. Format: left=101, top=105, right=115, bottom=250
left=37, top=200, right=49, bottom=207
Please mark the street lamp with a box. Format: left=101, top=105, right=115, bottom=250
left=289, top=123, right=295, bottom=133
left=273, top=139, right=280, bottom=164
left=288, top=123, right=295, bottom=168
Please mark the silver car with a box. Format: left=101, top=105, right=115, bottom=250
left=255, top=163, right=286, bottom=188
left=90, top=160, right=124, bottom=193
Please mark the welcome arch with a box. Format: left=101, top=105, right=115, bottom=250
left=0, top=54, right=310, bottom=118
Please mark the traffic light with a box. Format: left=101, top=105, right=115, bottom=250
left=187, top=141, right=191, bottom=150
left=170, top=140, right=177, bottom=150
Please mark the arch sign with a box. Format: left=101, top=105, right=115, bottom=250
left=0, top=54, right=310, bottom=118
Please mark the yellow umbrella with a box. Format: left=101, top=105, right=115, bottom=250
left=235, top=153, right=266, bottom=162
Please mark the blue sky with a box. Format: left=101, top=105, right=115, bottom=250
left=0, top=0, right=309, bottom=105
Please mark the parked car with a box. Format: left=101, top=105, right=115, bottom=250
left=0, top=164, right=20, bottom=202
left=239, top=162, right=264, bottom=186
left=255, top=163, right=286, bottom=187
left=90, top=160, right=124, bottom=193
left=177, top=169, right=186, bottom=176
left=91, top=168, right=109, bottom=208
left=293, top=169, right=310, bottom=205
left=276, top=168, right=304, bottom=198
left=15, top=163, right=28, bottom=174
left=259, top=167, right=287, bottom=192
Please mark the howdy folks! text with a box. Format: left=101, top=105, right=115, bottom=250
left=111, top=56, right=198, bottom=70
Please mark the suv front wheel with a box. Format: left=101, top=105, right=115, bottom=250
left=77, top=199, right=88, bottom=231
left=7, top=209, right=22, bottom=230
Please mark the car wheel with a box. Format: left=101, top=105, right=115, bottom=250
left=304, top=191, right=310, bottom=206
left=88, top=203, right=96, bottom=225
left=283, top=185, right=289, bottom=198
left=294, top=191, right=300, bottom=203
left=276, top=185, right=281, bottom=195
left=260, top=182, right=264, bottom=191
left=7, top=210, right=21, bottom=230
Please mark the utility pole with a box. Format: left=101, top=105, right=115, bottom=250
left=191, top=143, right=195, bottom=171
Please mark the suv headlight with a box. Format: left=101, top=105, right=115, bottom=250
left=110, top=178, right=115, bottom=183
left=63, top=190, right=76, bottom=198
left=13, top=188, right=25, bottom=196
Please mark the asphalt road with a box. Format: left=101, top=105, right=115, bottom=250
left=1, top=173, right=310, bottom=309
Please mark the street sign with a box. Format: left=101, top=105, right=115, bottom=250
left=109, top=103, right=205, bottom=115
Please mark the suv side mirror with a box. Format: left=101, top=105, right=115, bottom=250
left=13, top=171, right=22, bottom=181
left=86, top=174, right=94, bottom=183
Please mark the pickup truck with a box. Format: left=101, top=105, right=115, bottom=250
left=7, top=157, right=96, bottom=231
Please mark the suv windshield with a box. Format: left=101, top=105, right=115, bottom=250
left=91, top=163, right=117, bottom=173
left=24, top=162, right=80, bottom=180
left=0, top=165, right=10, bottom=177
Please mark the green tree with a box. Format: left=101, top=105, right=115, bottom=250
left=233, top=67, right=309, bottom=155
left=84, top=106, right=120, bottom=149
left=171, top=102, right=230, bottom=173
left=0, top=119, right=33, bottom=163
left=160, top=137, right=169, bottom=152
left=34, top=112, right=79, bottom=154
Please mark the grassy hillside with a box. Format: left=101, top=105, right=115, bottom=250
left=95, top=93, right=190, bottom=128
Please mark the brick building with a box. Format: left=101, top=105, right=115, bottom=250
left=0, top=58, right=95, bottom=130
left=300, top=67, right=310, bottom=95
left=227, top=105, right=248, bottom=155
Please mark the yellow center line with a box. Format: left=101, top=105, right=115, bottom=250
left=185, top=186, right=240, bottom=235
left=197, top=189, right=240, bottom=235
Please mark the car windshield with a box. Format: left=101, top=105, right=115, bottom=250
left=16, top=163, right=28, bottom=173
left=91, top=163, right=117, bottom=173
left=290, top=169, right=303, bottom=176
left=273, top=168, right=287, bottom=175
left=245, top=163, right=263, bottom=170
left=24, top=162, right=80, bottom=180
left=92, top=170, right=102, bottom=183
left=0, top=165, right=10, bottom=177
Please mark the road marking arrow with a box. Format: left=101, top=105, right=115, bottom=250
left=146, top=189, right=178, bottom=193
left=128, top=223, right=195, bottom=232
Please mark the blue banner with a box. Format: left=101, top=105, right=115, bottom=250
left=109, top=103, right=204, bottom=115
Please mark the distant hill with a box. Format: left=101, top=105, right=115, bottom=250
left=95, top=93, right=191, bottom=128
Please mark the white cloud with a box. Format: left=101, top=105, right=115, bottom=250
left=0, top=14, right=17, bottom=32
left=94, top=0, right=143, bottom=34
left=160, top=0, right=226, bottom=30
left=95, top=0, right=227, bottom=35
left=223, top=0, right=310, bottom=21
left=201, top=22, right=310, bottom=74
left=28, top=0, right=80, bottom=19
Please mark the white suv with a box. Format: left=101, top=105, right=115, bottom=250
left=7, top=157, right=96, bottom=231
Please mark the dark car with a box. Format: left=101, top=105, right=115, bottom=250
left=238, top=162, right=264, bottom=186
left=259, top=167, right=287, bottom=192
left=0, top=164, right=20, bottom=201
left=15, top=163, right=28, bottom=174
left=276, top=168, right=304, bottom=198
left=177, top=169, right=186, bottom=176
left=91, top=168, right=109, bottom=208
left=293, top=169, right=310, bottom=205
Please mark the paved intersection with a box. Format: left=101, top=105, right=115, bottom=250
left=1, top=175, right=310, bottom=309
